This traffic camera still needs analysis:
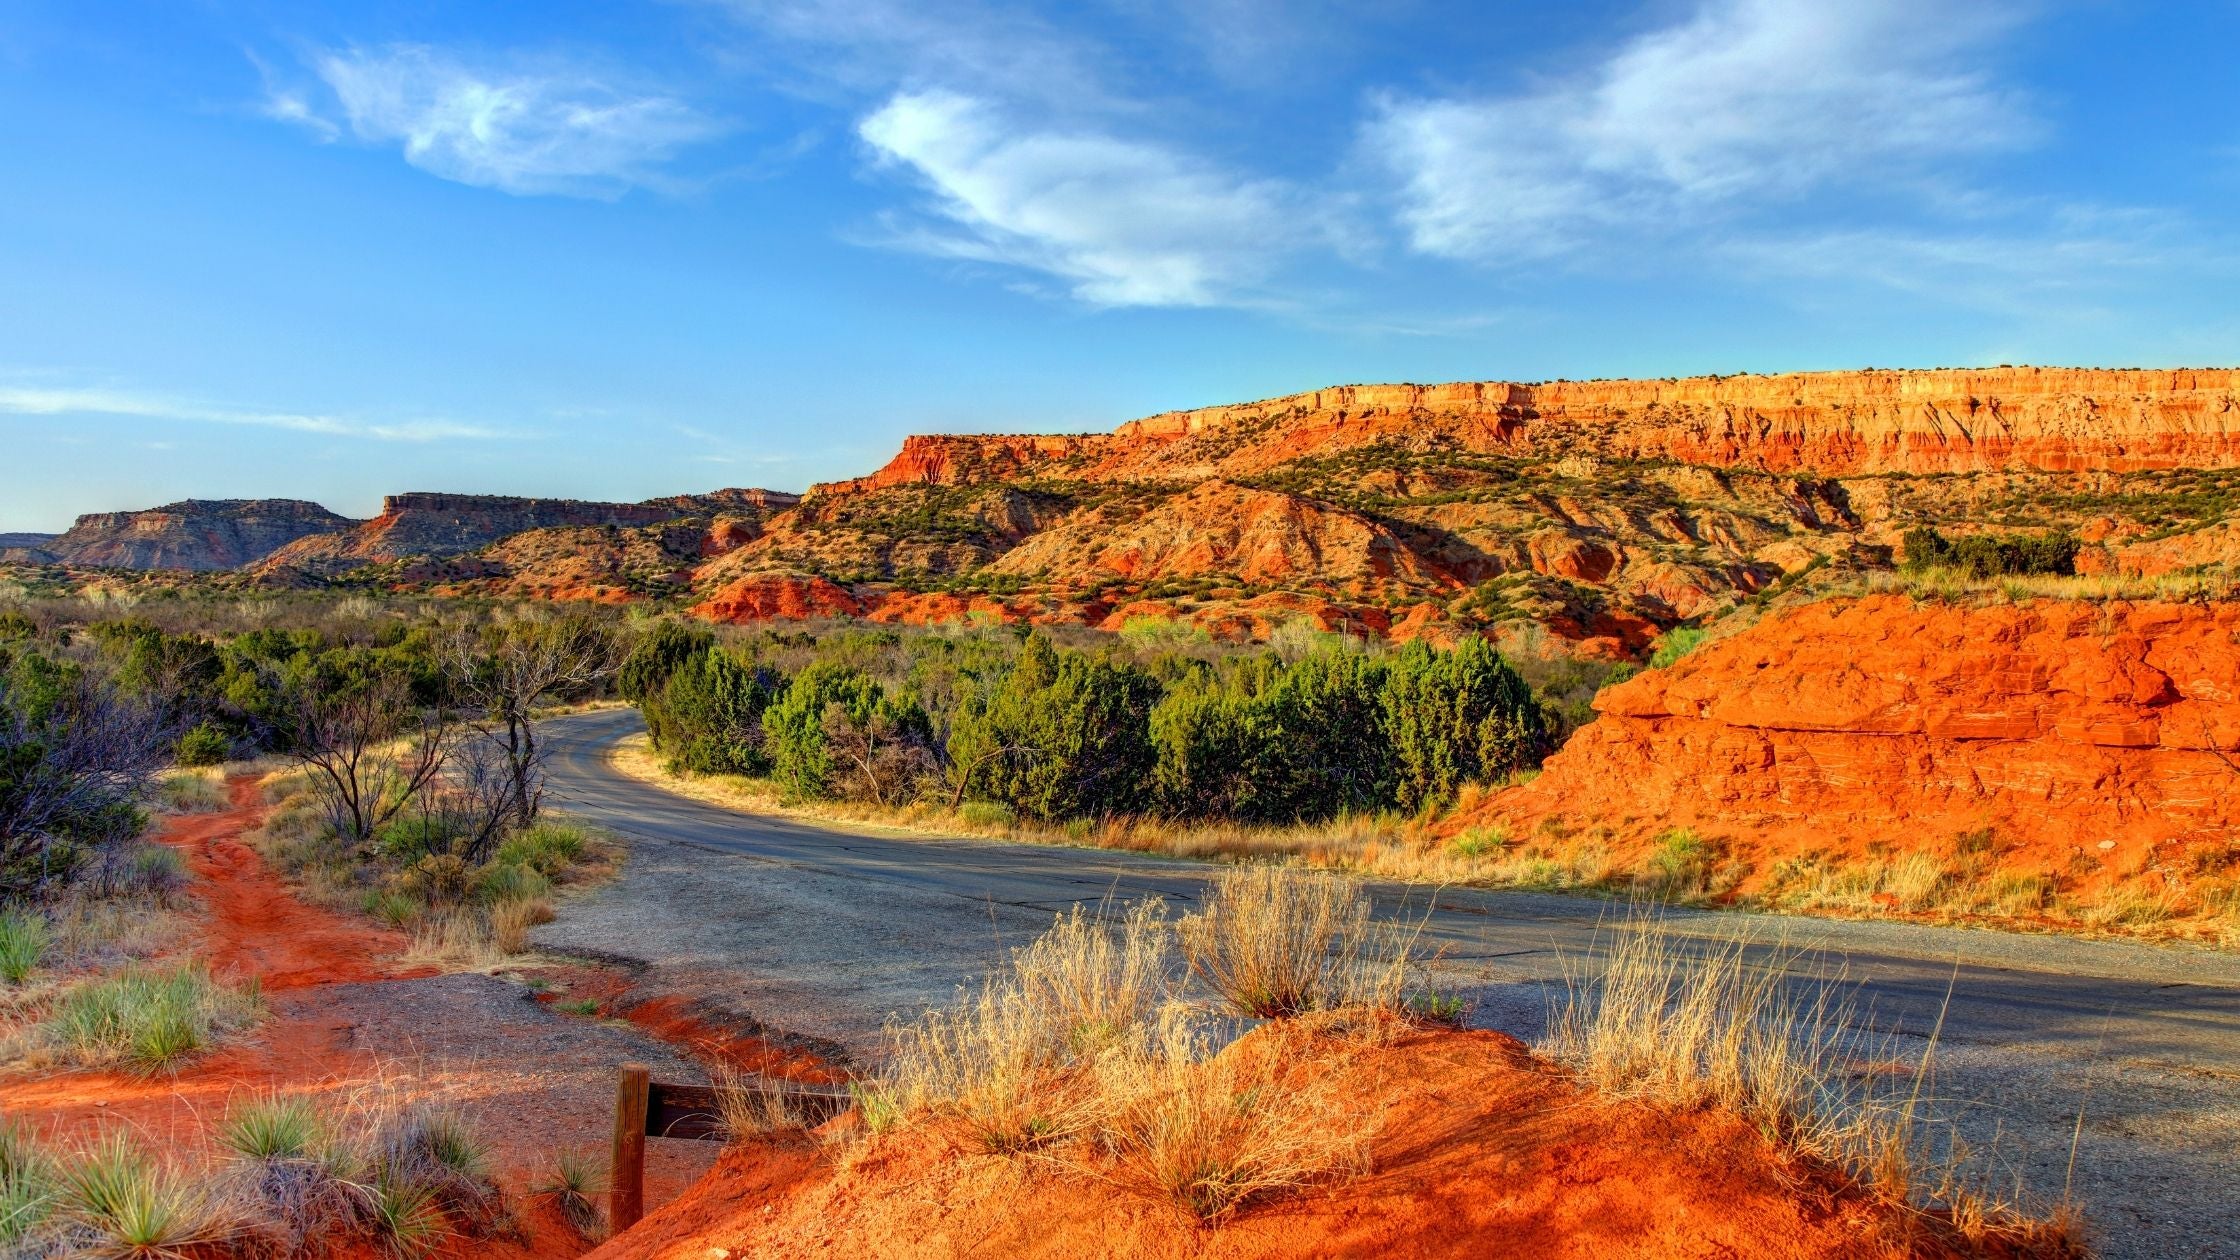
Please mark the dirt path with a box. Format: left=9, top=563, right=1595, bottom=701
left=162, top=778, right=425, bottom=990
left=0, top=777, right=739, bottom=1254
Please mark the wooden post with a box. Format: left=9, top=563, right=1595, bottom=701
left=610, top=1063, right=650, bottom=1232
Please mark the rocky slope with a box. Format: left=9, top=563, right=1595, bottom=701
left=0, top=533, right=56, bottom=563
left=677, top=366, right=2240, bottom=646
left=1468, top=595, right=2240, bottom=909
left=31, top=500, right=356, bottom=571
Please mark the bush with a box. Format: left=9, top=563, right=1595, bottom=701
left=1381, top=637, right=1548, bottom=812
left=173, top=722, right=232, bottom=768
left=948, top=636, right=1159, bottom=821
left=956, top=800, right=1016, bottom=829
left=763, top=662, right=933, bottom=801
left=1648, top=626, right=1706, bottom=669
left=1900, top=527, right=2079, bottom=578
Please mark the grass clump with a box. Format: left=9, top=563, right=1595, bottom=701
left=0, top=1124, right=60, bottom=1248
left=37, top=962, right=261, bottom=1071
left=535, top=1148, right=606, bottom=1238
left=0, top=910, right=50, bottom=984
left=1178, top=866, right=1415, bottom=1019
left=61, top=1133, right=234, bottom=1257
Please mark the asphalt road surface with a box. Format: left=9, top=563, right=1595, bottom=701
left=536, top=708, right=2240, bottom=1259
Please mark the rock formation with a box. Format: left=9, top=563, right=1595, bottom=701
left=35, top=500, right=356, bottom=571
left=1470, top=595, right=2240, bottom=889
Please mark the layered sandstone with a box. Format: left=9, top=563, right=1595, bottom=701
left=1473, top=596, right=2240, bottom=884
left=39, top=500, right=356, bottom=571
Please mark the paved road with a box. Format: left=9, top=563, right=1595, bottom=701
left=536, top=708, right=2240, bottom=1258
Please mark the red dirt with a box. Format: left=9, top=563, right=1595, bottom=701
left=164, top=778, right=433, bottom=990
left=527, top=970, right=841, bottom=1086
left=586, top=1026, right=2002, bottom=1260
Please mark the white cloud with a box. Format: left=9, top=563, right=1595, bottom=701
left=288, top=45, right=723, bottom=197
left=858, top=90, right=1319, bottom=307
left=0, top=385, right=506, bottom=442
left=1368, top=0, right=2036, bottom=262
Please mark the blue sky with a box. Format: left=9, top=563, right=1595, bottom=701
left=2, top=0, right=2235, bottom=531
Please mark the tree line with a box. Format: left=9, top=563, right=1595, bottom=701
left=622, top=622, right=1553, bottom=825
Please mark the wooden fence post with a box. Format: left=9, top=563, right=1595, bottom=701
left=611, top=1063, right=650, bottom=1232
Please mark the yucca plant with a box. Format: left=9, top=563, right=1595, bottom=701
left=534, top=1148, right=605, bottom=1237
left=61, top=1133, right=231, bottom=1257
left=0, top=1124, right=59, bottom=1246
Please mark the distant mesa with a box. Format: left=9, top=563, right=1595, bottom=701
left=31, top=499, right=354, bottom=572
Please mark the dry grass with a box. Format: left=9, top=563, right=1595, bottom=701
left=154, top=766, right=231, bottom=814
left=1082, top=1007, right=1373, bottom=1223
left=868, top=870, right=1406, bottom=1221
left=1178, top=866, right=1416, bottom=1020
left=4, top=961, right=263, bottom=1073
left=1546, top=911, right=2089, bottom=1254
left=1861, top=566, right=2238, bottom=603
left=710, top=1063, right=828, bottom=1140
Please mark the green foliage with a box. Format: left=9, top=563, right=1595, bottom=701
left=948, top=636, right=1159, bottom=821
left=1648, top=626, right=1707, bottom=669
left=0, top=1123, right=58, bottom=1245
left=617, top=619, right=715, bottom=705
left=1149, top=645, right=1396, bottom=823
left=762, top=661, right=932, bottom=799
left=1900, top=527, right=2079, bottom=578
left=656, top=647, right=780, bottom=775
left=0, top=909, right=48, bottom=983
left=495, top=821, right=590, bottom=876
left=1380, top=637, right=1548, bottom=812
left=172, top=721, right=231, bottom=767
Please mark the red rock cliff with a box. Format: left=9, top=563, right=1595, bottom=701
left=853, top=367, right=2240, bottom=485
left=1475, top=595, right=2240, bottom=883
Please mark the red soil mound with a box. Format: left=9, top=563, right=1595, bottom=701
left=588, top=1027, right=1978, bottom=1260
left=1473, top=596, right=2240, bottom=895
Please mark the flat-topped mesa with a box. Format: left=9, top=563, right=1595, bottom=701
left=39, top=499, right=356, bottom=571
left=808, top=434, right=1104, bottom=496
left=1056, top=366, right=2240, bottom=481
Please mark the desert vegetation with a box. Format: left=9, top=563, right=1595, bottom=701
left=705, top=868, right=2083, bottom=1254
left=0, top=1087, right=521, bottom=1257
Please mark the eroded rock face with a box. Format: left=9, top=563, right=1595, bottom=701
left=1474, top=596, right=2240, bottom=882
left=690, top=572, right=865, bottom=622
left=41, top=500, right=356, bottom=571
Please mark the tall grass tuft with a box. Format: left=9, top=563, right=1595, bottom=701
left=1177, top=866, right=1415, bottom=1019
left=0, top=1124, right=59, bottom=1247
left=0, top=910, right=49, bottom=985
left=61, top=1133, right=234, bottom=1257
left=42, top=962, right=261, bottom=1071
left=535, top=1148, right=606, bottom=1238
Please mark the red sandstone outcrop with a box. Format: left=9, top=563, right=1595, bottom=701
left=691, top=573, right=865, bottom=623
left=1471, top=596, right=2240, bottom=884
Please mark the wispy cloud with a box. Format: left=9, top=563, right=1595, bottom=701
left=0, top=384, right=508, bottom=442
left=269, top=44, right=725, bottom=197
left=858, top=90, right=1327, bottom=307
left=1368, top=0, right=2037, bottom=263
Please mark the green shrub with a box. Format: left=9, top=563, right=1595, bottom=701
left=374, top=815, right=455, bottom=864
left=1648, top=626, right=1707, bottom=669
left=60, top=1134, right=226, bottom=1255
left=1382, top=637, right=1548, bottom=812
left=948, top=636, right=1159, bottom=821
left=762, top=662, right=933, bottom=800
left=1900, top=526, right=2079, bottom=578
left=0, top=910, right=49, bottom=984
left=1641, top=829, right=1714, bottom=899
left=173, top=722, right=231, bottom=768
left=476, top=862, right=552, bottom=906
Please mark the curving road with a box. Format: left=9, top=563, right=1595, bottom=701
left=535, top=708, right=2240, bottom=1258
